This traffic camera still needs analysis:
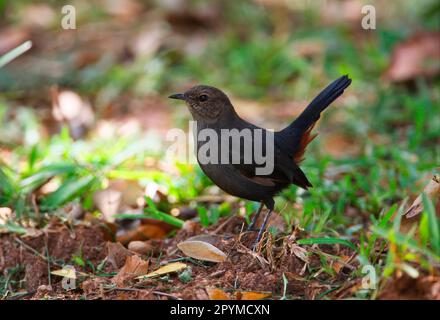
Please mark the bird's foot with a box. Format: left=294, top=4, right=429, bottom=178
left=251, top=209, right=273, bottom=252
left=251, top=228, right=264, bottom=251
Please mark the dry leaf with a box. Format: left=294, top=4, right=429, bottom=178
left=177, top=240, right=227, bottom=262
left=117, top=224, right=168, bottom=245
left=51, top=87, right=95, bottom=139
left=206, top=287, right=231, bottom=300
left=51, top=267, right=77, bottom=279
left=109, top=179, right=145, bottom=207
left=332, top=255, right=351, bottom=274
left=106, top=242, right=133, bottom=269
left=289, top=243, right=310, bottom=264
left=128, top=240, right=155, bottom=255
left=93, top=189, right=122, bottom=222
left=236, top=291, right=271, bottom=300
left=384, top=32, right=440, bottom=82
left=136, top=262, right=187, bottom=279
left=405, top=175, right=440, bottom=218
left=113, top=255, right=149, bottom=287
left=0, top=207, right=12, bottom=225
left=206, top=288, right=270, bottom=300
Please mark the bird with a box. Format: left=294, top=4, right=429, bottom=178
left=169, top=75, right=352, bottom=249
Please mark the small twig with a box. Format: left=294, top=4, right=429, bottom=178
left=14, top=238, right=47, bottom=261
left=14, top=238, right=61, bottom=267
left=211, top=215, right=236, bottom=234
left=112, top=287, right=144, bottom=292
left=153, top=291, right=181, bottom=300
left=111, top=287, right=181, bottom=300
left=209, top=270, right=226, bottom=278
left=0, top=41, right=32, bottom=68
left=31, top=194, right=40, bottom=226
left=6, top=291, right=36, bottom=300
left=44, top=239, right=52, bottom=286
left=310, top=249, right=357, bottom=271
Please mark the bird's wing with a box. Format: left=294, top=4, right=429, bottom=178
left=225, top=116, right=312, bottom=189
left=230, top=139, right=312, bottom=189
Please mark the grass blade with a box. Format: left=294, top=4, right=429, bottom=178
left=43, top=175, right=95, bottom=208
left=0, top=41, right=32, bottom=68
left=115, top=197, right=184, bottom=228
left=422, top=193, right=440, bottom=254
left=20, top=163, right=78, bottom=192
left=297, top=237, right=358, bottom=252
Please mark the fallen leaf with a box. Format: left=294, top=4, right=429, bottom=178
left=81, top=277, right=108, bottom=297
left=289, top=242, right=310, bottom=264
left=182, top=220, right=201, bottom=234
left=117, top=224, right=167, bottom=244
left=51, top=267, right=77, bottom=279
left=128, top=240, right=155, bottom=255
left=93, top=189, right=122, bottom=222
left=106, top=242, right=133, bottom=269
left=405, top=175, right=440, bottom=218
left=236, top=291, right=271, bottom=300
left=332, top=255, right=351, bottom=274
left=0, top=207, right=12, bottom=225
left=384, top=32, right=440, bottom=82
left=113, top=255, right=149, bottom=287
left=206, top=287, right=231, bottom=300
left=109, top=179, right=145, bottom=207
left=206, top=288, right=271, bottom=300
left=136, top=262, right=187, bottom=279
left=177, top=240, right=227, bottom=263
left=51, top=87, right=95, bottom=139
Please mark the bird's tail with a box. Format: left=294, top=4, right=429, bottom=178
left=277, top=75, right=351, bottom=160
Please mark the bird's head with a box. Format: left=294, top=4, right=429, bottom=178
left=168, top=85, right=234, bottom=122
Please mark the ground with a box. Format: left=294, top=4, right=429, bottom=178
left=1, top=215, right=438, bottom=300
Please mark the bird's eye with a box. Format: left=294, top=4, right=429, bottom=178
left=199, top=94, right=208, bottom=102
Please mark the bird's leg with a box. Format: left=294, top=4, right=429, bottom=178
left=252, top=209, right=273, bottom=251
left=246, top=202, right=264, bottom=231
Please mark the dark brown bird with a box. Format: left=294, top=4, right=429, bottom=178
left=169, top=75, right=351, bottom=249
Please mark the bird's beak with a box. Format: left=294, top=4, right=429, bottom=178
left=168, top=93, right=186, bottom=100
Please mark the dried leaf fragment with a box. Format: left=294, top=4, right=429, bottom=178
left=405, top=175, right=440, bottom=218
left=384, top=32, right=440, bottom=82
left=51, top=267, right=77, bottom=279
left=236, top=291, right=271, bottom=300
left=206, top=287, right=231, bottom=300
left=113, top=255, right=149, bottom=287
left=136, top=262, right=187, bottom=279
left=106, top=242, right=133, bottom=269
